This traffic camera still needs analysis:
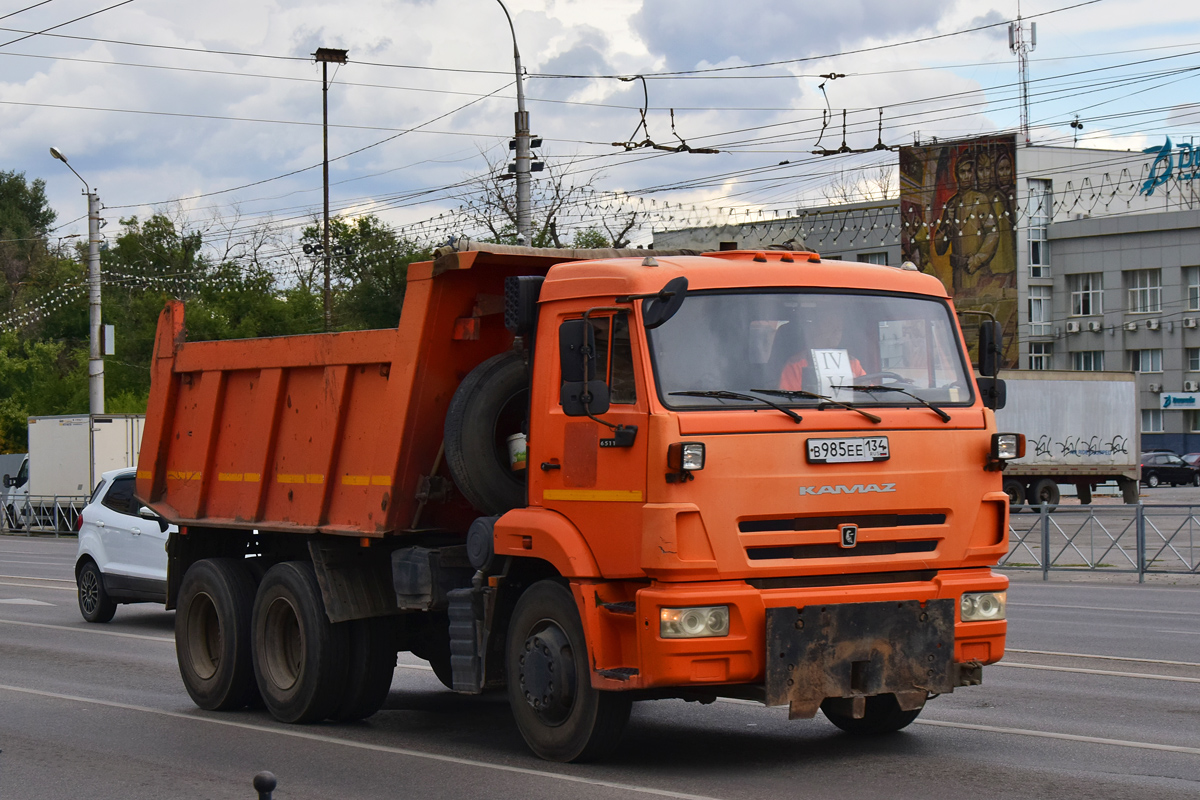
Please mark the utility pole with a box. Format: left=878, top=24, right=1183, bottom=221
left=314, top=47, right=348, bottom=330
left=50, top=147, right=104, bottom=414
left=1009, top=5, right=1036, bottom=147
left=496, top=1, right=531, bottom=245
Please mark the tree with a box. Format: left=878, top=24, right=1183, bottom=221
left=821, top=162, right=898, bottom=205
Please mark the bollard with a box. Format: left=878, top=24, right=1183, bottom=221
left=253, top=771, right=277, bottom=800
left=1040, top=502, right=1050, bottom=581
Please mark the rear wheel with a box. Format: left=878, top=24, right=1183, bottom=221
left=332, top=617, right=397, bottom=721
left=77, top=560, right=116, bottom=623
left=1002, top=478, right=1026, bottom=507
left=1147, top=473, right=1160, bottom=488
left=822, top=694, right=922, bottom=735
left=252, top=562, right=349, bottom=723
left=175, top=558, right=258, bottom=710
left=1030, top=478, right=1061, bottom=506
left=506, top=580, right=631, bottom=762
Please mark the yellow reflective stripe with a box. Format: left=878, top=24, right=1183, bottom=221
left=342, top=475, right=370, bottom=486
left=136, top=471, right=152, bottom=480
left=276, top=474, right=305, bottom=484
left=216, top=472, right=261, bottom=483
left=371, top=475, right=393, bottom=486
left=542, top=489, right=643, bottom=503
left=244, top=473, right=261, bottom=483
left=165, top=470, right=201, bottom=481
left=305, top=474, right=324, bottom=484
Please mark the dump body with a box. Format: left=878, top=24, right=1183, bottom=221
left=994, top=370, right=1139, bottom=501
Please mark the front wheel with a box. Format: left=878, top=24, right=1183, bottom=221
left=1002, top=478, right=1026, bottom=507
left=1147, top=473, right=1160, bottom=488
left=506, top=580, right=631, bottom=762
left=77, top=560, right=116, bottom=623
left=1031, top=478, right=1061, bottom=506
left=175, top=558, right=259, bottom=710
left=821, top=694, right=922, bottom=735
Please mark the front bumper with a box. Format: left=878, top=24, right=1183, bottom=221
left=583, top=568, right=1007, bottom=700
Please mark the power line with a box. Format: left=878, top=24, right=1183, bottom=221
left=0, top=0, right=134, bottom=50
left=0, top=1, right=57, bottom=23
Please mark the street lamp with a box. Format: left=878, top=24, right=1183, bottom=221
left=313, top=46, right=348, bottom=331
left=495, top=0, right=531, bottom=245
left=50, top=147, right=104, bottom=415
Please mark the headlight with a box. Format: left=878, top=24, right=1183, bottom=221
left=991, top=433, right=1026, bottom=460
left=660, top=606, right=729, bottom=638
left=960, top=591, right=1006, bottom=622
left=667, top=442, right=706, bottom=471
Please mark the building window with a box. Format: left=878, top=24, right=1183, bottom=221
left=856, top=252, right=888, bottom=265
left=1029, top=342, right=1053, bottom=370
left=1186, top=267, right=1200, bottom=311
left=1188, top=410, right=1200, bottom=432
left=1072, top=350, right=1104, bottom=371
left=1130, top=349, right=1163, bottom=373
left=1141, top=408, right=1163, bottom=433
left=1028, top=178, right=1052, bottom=277
left=1127, top=269, right=1162, bottom=313
left=1189, top=348, right=1200, bottom=371
left=1028, top=286, right=1051, bottom=336
left=1069, top=273, right=1103, bottom=316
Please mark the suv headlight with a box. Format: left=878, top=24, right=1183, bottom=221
left=960, top=591, right=1006, bottom=622
left=660, top=606, right=729, bottom=638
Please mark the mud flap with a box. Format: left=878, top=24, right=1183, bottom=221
left=765, top=599, right=957, bottom=720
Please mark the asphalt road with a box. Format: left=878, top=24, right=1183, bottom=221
left=1, top=536, right=1198, bottom=800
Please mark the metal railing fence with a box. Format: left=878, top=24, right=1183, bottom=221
left=1, top=495, right=88, bottom=536
left=1003, top=504, right=1200, bottom=581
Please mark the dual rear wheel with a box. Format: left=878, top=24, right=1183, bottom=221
left=175, top=559, right=396, bottom=722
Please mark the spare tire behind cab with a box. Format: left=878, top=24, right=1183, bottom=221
left=444, top=351, right=530, bottom=515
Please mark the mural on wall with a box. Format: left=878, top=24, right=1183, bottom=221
left=900, top=134, right=1018, bottom=367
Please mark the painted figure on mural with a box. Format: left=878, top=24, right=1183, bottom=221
left=933, top=154, right=1001, bottom=292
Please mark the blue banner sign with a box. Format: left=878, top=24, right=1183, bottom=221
left=1161, top=392, right=1200, bottom=409
left=1141, top=137, right=1200, bottom=196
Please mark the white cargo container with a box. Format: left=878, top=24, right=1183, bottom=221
left=995, top=370, right=1140, bottom=505
left=26, top=415, right=144, bottom=498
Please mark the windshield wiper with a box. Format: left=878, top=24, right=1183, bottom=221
left=669, top=390, right=802, bottom=424
left=835, top=384, right=951, bottom=423
left=751, top=389, right=881, bottom=424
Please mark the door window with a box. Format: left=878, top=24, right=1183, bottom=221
left=101, top=476, right=136, bottom=515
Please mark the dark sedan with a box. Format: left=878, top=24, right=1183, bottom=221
left=1140, top=452, right=1200, bottom=487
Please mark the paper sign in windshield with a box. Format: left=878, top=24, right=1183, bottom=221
left=811, top=349, right=854, bottom=401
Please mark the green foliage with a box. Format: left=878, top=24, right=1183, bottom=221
left=571, top=227, right=611, bottom=249
left=0, top=333, right=86, bottom=451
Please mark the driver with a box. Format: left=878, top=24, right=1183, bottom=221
left=779, top=308, right=865, bottom=391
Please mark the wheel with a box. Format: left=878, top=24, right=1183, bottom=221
left=444, top=351, right=529, bottom=515
left=77, top=559, right=116, bottom=623
left=1030, top=478, right=1060, bottom=506
left=821, top=694, right=922, bottom=735
left=506, top=580, right=632, bottom=762
left=1147, top=473, right=1160, bottom=488
left=331, top=617, right=396, bottom=721
left=252, top=561, right=349, bottom=723
left=1192, top=473, right=1199, bottom=488
left=1002, top=478, right=1026, bottom=507
left=1076, top=483, right=1092, bottom=505
left=175, top=558, right=259, bottom=710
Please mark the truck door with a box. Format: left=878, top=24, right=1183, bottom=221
left=535, top=311, right=649, bottom=577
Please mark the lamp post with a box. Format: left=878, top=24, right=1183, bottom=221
left=495, top=0, right=531, bottom=245
left=313, top=46, right=348, bottom=331
left=49, top=147, right=104, bottom=414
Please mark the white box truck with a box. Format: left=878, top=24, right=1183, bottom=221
left=995, top=370, right=1140, bottom=505
left=26, top=414, right=144, bottom=497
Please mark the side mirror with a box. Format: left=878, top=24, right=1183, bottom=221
left=2, top=475, right=10, bottom=488
left=978, top=320, right=1002, bottom=377
left=977, top=377, right=1007, bottom=410
left=559, top=319, right=610, bottom=416
left=139, top=505, right=168, bottom=533
left=642, top=276, right=688, bottom=329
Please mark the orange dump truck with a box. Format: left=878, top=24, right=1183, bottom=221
left=137, top=241, right=1019, bottom=762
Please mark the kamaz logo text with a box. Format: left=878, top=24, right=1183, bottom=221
left=799, top=483, right=897, bottom=496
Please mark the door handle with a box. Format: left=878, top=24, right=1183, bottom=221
left=94, top=520, right=104, bottom=527
left=130, top=527, right=142, bottom=535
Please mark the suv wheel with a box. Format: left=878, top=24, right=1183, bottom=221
left=77, top=560, right=116, bottom=623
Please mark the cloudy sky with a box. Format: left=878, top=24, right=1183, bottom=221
left=3, top=0, right=1199, bottom=255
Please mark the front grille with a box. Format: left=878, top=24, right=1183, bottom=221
left=746, top=539, right=938, bottom=560
left=748, top=569, right=938, bottom=590
left=739, top=513, right=945, bottom=533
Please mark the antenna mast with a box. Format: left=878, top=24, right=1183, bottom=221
left=1009, top=3, right=1037, bottom=146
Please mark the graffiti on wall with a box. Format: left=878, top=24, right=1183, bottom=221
left=900, top=135, right=1018, bottom=368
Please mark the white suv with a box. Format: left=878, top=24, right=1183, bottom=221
left=75, top=467, right=174, bottom=623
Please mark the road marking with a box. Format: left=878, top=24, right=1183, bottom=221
left=1007, top=648, right=1200, bottom=668
left=0, top=581, right=75, bottom=592
left=997, top=662, right=1200, bottom=684
left=1159, top=630, right=1200, bottom=636
left=1009, top=602, right=1200, bottom=616
left=0, top=684, right=729, bottom=800
left=915, top=719, right=1200, bottom=756
left=0, top=574, right=74, bottom=583
left=0, top=598, right=53, bottom=606
left=0, top=559, right=74, bottom=567
left=0, top=619, right=173, bottom=642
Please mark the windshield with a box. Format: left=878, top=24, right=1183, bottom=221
left=648, top=291, right=973, bottom=408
